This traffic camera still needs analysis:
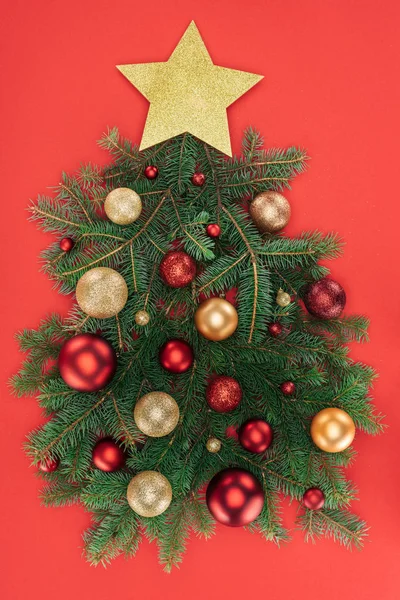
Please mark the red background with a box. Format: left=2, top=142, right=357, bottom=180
left=1, top=1, right=399, bottom=598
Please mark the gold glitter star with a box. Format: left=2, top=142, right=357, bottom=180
left=117, top=21, right=263, bottom=156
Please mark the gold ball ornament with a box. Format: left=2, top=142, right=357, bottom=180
left=135, top=310, right=150, bottom=326
left=127, top=471, right=172, bottom=517
left=134, top=392, right=179, bottom=437
left=104, top=187, right=142, bottom=225
left=76, top=267, right=128, bottom=318
left=311, top=408, right=356, bottom=453
left=249, top=191, right=291, bottom=233
left=206, top=437, right=222, bottom=453
left=276, top=288, right=291, bottom=307
left=194, top=298, right=238, bottom=341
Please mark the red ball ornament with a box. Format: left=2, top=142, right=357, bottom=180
left=159, top=339, right=194, bottom=373
left=159, top=251, right=196, bottom=288
left=39, top=457, right=59, bottom=473
left=191, top=172, right=206, bottom=186
left=206, top=468, right=264, bottom=527
left=92, top=438, right=125, bottom=472
left=206, top=376, right=242, bottom=413
left=144, top=165, right=159, bottom=179
left=303, top=278, right=346, bottom=319
left=238, top=418, right=273, bottom=454
left=206, top=223, right=221, bottom=238
left=268, top=322, right=283, bottom=337
left=59, top=237, right=74, bottom=252
left=280, top=381, right=296, bottom=396
left=303, top=487, right=325, bottom=510
left=58, top=333, right=117, bottom=392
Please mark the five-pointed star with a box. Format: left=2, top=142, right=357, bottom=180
left=117, top=21, right=263, bottom=156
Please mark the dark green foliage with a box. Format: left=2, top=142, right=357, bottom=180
left=13, top=128, right=383, bottom=570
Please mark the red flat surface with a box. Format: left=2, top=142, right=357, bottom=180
left=1, top=1, right=399, bottom=598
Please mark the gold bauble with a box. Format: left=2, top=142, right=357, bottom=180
left=206, top=437, right=222, bottom=453
left=127, top=471, right=172, bottom=517
left=134, top=392, right=179, bottom=437
left=249, top=191, right=291, bottom=233
left=104, top=187, right=142, bottom=225
left=76, top=267, right=128, bottom=318
left=276, top=288, right=291, bottom=307
left=311, top=408, right=356, bottom=453
left=194, top=298, right=238, bottom=341
left=135, top=310, right=150, bottom=326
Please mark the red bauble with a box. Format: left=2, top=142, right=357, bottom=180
left=206, top=468, right=264, bottom=527
left=92, top=438, right=125, bottom=472
left=303, top=487, right=325, bottom=510
left=39, top=457, right=59, bottom=473
left=159, top=339, right=194, bottom=373
left=280, top=381, right=296, bottom=396
left=191, top=172, right=206, bottom=186
left=159, top=251, right=196, bottom=288
left=206, top=376, right=242, bottom=413
left=144, top=165, right=159, bottom=179
left=238, top=418, right=273, bottom=454
left=206, top=223, right=221, bottom=238
left=303, top=278, right=346, bottom=319
left=58, top=333, right=117, bottom=392
left=268, top=322, right=283, bottom=337
left=59, top=237, right=74, bottom=252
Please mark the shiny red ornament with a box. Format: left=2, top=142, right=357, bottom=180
left=159, top=339, right=194, bottom=373
left=144, top=165, right=159, bottom=179
left=238, top=418, right=273, bottom=454
left=280, top=381, right=296, bottom=396
left=59, top=237, right=74, bottom=252
left=92, top=438, right=125, bottom=472
left=159, top=251, right=196, bottom=288
left=191, top=172, right=206, bottom=186
left=303, top=487, right=325, bottom=510
left=206, top=375, right=242, bottom=413
left=206, top=223, right=221, bottom=238
left=58, top=333, right=117, bottom=392
left=206, top=468, right=264, bottom=527
left=39, top=457, right=59, bottom=473
left=303, top=278, right=346, bottom=319
left=268, top=322, right=283, bottom=337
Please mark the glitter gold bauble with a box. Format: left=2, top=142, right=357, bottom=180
left=250, top=191, right=291, bottom=233
left=127, top=471, right=172, bottom=517
left=276, top=288, right=291, bottom=307
left=104, top=188, right=142, bottom=225
left=135, top=310, right=150, bottom=326
left=76, top=267, right=128, bottom=318
left=206, top=437, right=222, bottom=453
left=311, top=408, right=356, bottom=453
left=134, top=392, right=179, bottom=437
left=194, top=298, right=238, bottom=341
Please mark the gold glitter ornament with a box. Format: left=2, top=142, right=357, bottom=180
left=117, top=21, right=262, bottom=156
left=250, top=191, right=291, bottom=233
left=311, top=408, right=356, bottom=453
left=194, top=298, right=238, bottom=341
left=76, top=267, right=128, bottom=318
left=276, top=288, right=291, bottom=307
left=135, top=310, right=150, bottom=326
left=134, top=392, right=179, bottom=437
left=127, top=471, right=172, bottom=517
left=206, top=437, right=222, bottom=453
left=104, top=188, right=142, bottom=225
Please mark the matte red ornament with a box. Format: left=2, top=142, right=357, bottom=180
left=238, top=418, right=273, bottom=454
left=206, top=468, right=264, bottom=527
left=280, top=381, right=296, bottom=396
left=191, top=171, right=206, bottom=186
left=59, top=237, right=74, bottom=252
left=92, top=438, right=125, bottom=472
left=268, top=322, right=283, bottom=337
left=144, top=165, right=159, bottom=179
left=206, top=223, right=221, bottom=238
left=58, top=333, right=117, bottom=392
left=206, top=375, right=242, bottom=413
left=303, top=487, right=325, bottom=510
left=303, top=278, right=346, bottom=319
left=39, top=457, right=59, bottom=473
left=159, top=339, right=194, bottom=373
left=159, top=251, right=196, bottom=288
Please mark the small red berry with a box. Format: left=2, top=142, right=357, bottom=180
left=59, top=237, right=74, bottom=252
left=144, top=165, right=159, bottom=179
left=206, top=223, right=221, bottom=238
left=303, top=488, right=325, bottom=510
left=280, top=381, right=296, bottom=396
left=191, top=172, right=206, bottom=186
left=268, top=322, right=283, bottom=337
